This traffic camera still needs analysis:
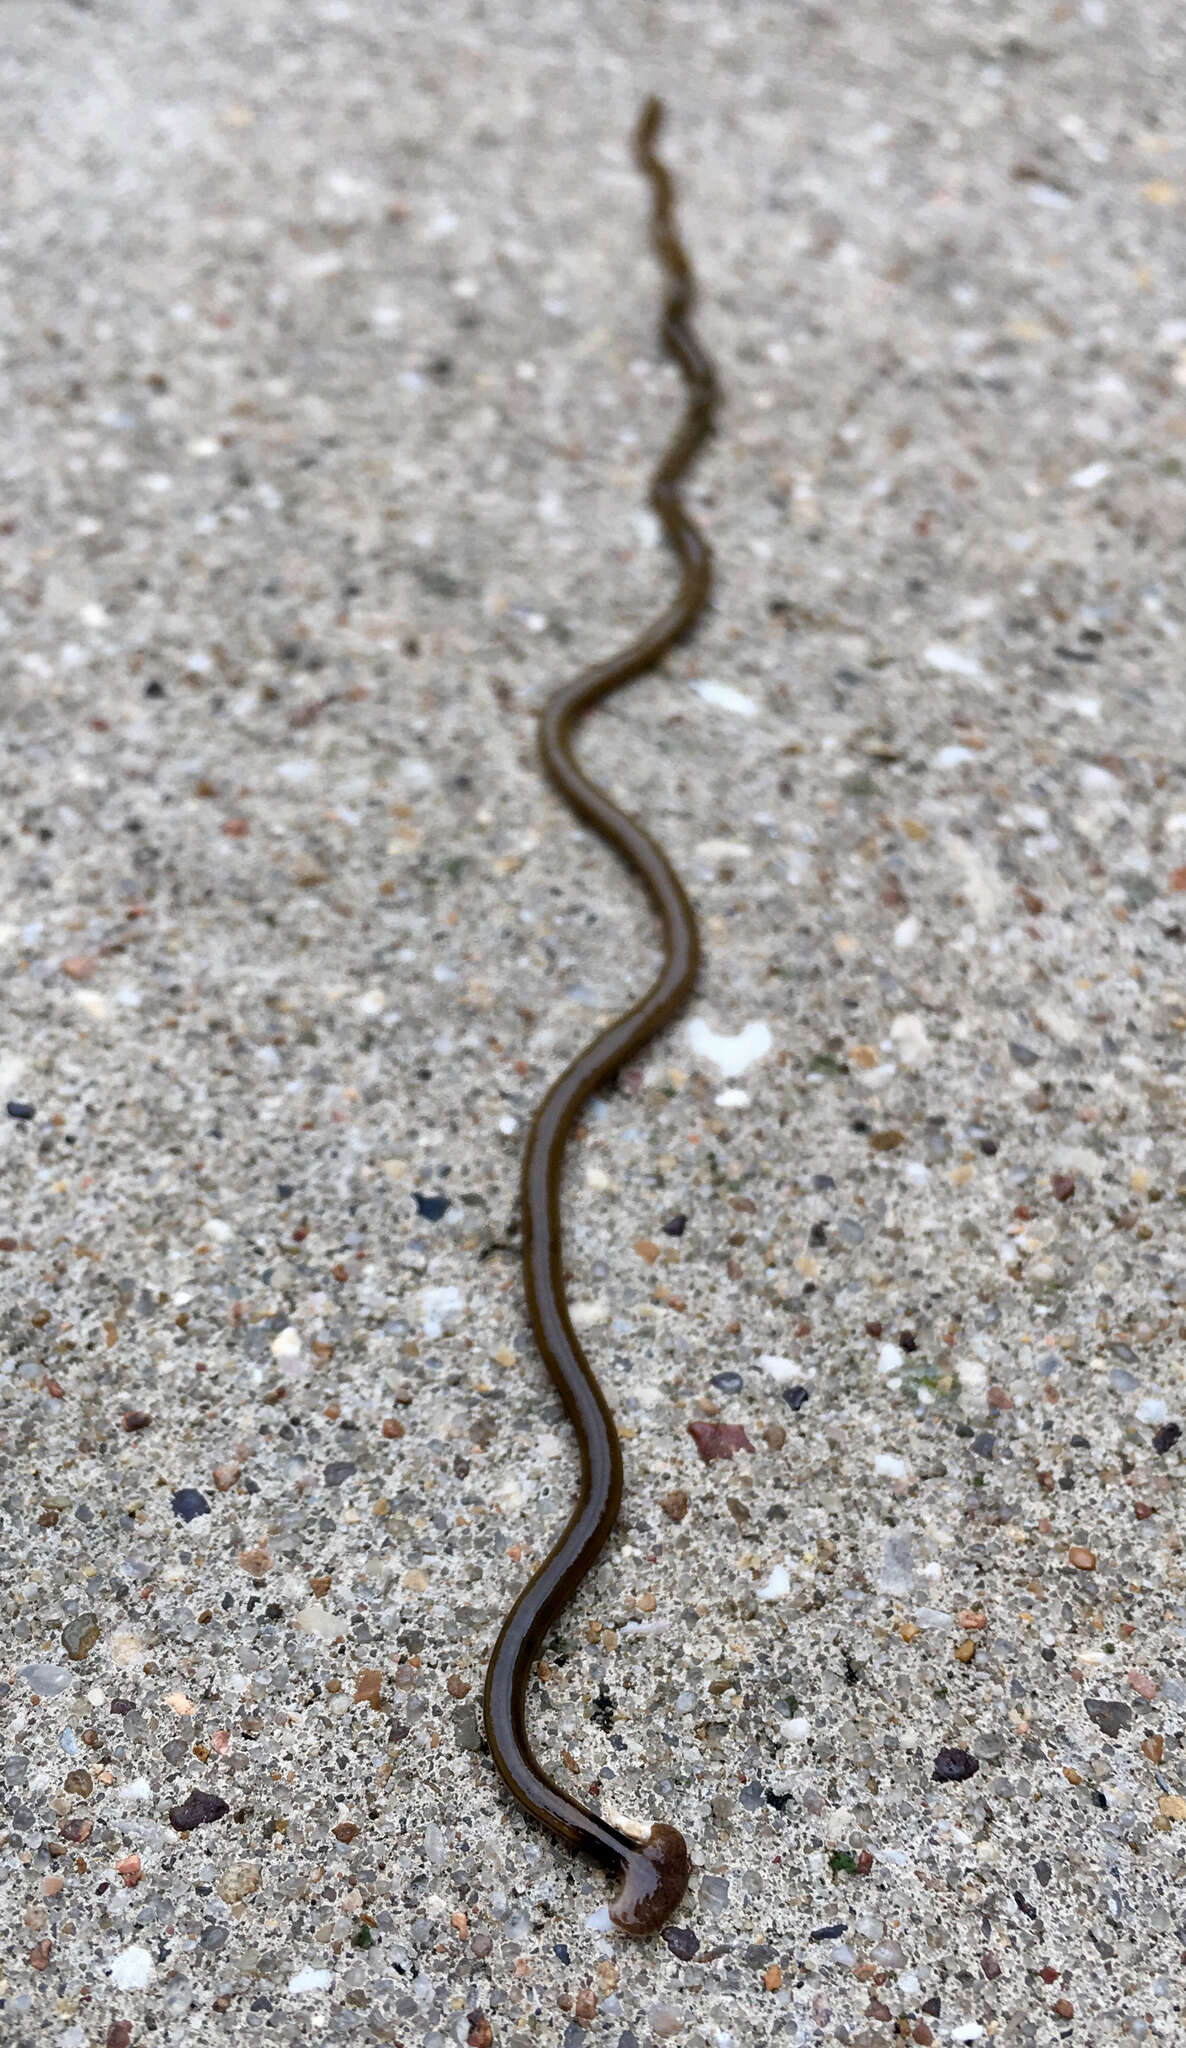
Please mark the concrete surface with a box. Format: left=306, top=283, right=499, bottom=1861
left=2, top=3, right=1186, bottom=2045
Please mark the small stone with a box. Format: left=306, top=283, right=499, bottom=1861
left=955, top=1639, right=977, bottom=1663
left=6, top=1100, right=35, bottom=1120
left=354, top=1668, right=383, bottom=1710
left=1134, top=1500, right=1154, bottom=1520
left=171, top=1488, right=210, bottom=1523
left=447, top=1674, right=470, bottom=1698
left=634, top=1238, right=661, bottom=1265
left=711, top=1370, right=743, bottom=1394
left=218, top=1860, right=261, bottom=1903
left=869, top=1129, right=905, bottom=1151
left=662, top=1925, right=699, bottom=1961
left=783, top=1384, right=809, bottom=1412
left=1067, top=1545, right=1096, bottom=1570
left=687, top=1420, right=754, bottom=1462
left=169, top=1789, right=230, bottom=1832
left=332, top=1822, right=360, bottom=1844
left=662, top=1213, right=687, bottom=1236
left=660, top=1489, right=688, bottom=1522
left=1054, top=1999, right=1074, bottom=2020
left=1128, top=1669, right=1157, bottom=1702
left=382, top=1417, right=405, bottom=1439
left=1085, top=1697, right=1132, bottom=1739
left=121, top=1409, right=152, bottom=1432
left=238, top=1547, right=270, bottom=1576
left=574, top=1988, right=597, bottom=2024
left=62, top=1813, right=93, bottom=1842
left=1152, top=1420, right=1182, bottom=1454
left=107, top=2024, right=133, bottom=2048
left=1143, top=1733, right=1165, bottom=1764
left=324, top=1461, right=357, bottom=1487
left=467, top=2014, right=493, bottom=2048
left=414, top=1192, right=450, bottom=1221
left=1158, top=1793, right=1186, bottom=1821
left=29, top=1938, right=52, bottom=1970
left=1051, top=1173, right=1076, bottom=1202
left=212, top=1463, right=241, bottom=1492
left=932, top=1746, right=980, bottom=1783
left=763, top=1964, right=783, bottom=1991
left=64, top=1767, right=93, bottom=1796
left=62, top=1613, right=100, bottom=1661
left=116, top=1855, right=141, bottom=1887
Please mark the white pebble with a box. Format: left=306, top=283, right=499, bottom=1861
left=689, top=678, right=757, bottom=717
left=1070, top=461, right=1110, bottom=490
left=110, top=1945, right=156, bottom=1990
left=287, top=1966, right=334, bottom=1994
left=420, top=1284, right=463, bottom=1337
left=757, top=1353, right=800, bottom=1384
left=270, top=1327, right=302, bottom=1361
left=893, top=914, right=919, bottom=949
left=874, top=1451, right=908, bottom=1480
left=878, top=1342, right=904, bottom=1375
left=924, top=643, right=982, bottom=677
left=755, top=1562, right=790, bottom=1601
left=714, top=1087, right=749, bottom=1108
left=686, top=1017, right=773, bottom=1077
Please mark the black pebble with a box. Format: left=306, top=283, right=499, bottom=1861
left=661, top=1214, right=687, bottom=1237
left=324, top=1461, right=357, bottom=1488
left=6, top=1101, right=34, bottom=1120
left=168, top=1788, right=229, bottom=1831
left=1153, top=1420, right=1182, bottom=1455
left=932, top=1745, right=979, bottom=1783
left=784, top=1385, right=809, bottom=1412
left=414, top=1192, right=450, bottom=1222
left=171, top=1488, right=210, bottom=1523
left=711, top=1371, right=742, bottom=1395
left=662, top=1924, right=700, bottom=1961
left=809, top=1922, right=845, bottom=1942
left=144, top=679, right=165, bottom=699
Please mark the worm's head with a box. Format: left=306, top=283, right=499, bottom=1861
left=609, top=1823, right=691, bottom=1939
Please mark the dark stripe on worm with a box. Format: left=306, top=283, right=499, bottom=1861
left=482, top=95, right=719, bottom=1939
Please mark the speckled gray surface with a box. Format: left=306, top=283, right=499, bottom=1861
left=4, top=4, right=1186, bottom=2045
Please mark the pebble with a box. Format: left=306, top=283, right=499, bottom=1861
left=1152, top=1421, right=1182, bottom=1454
left=6, top=1100, right=35, bottom=1120
left=168, top=1789, right=230, bottom=1832
left=121, top=1409, right=152, bottom=1432
left=218, top=1861, right=261, bottom=1904
left=1068, top=1546, right=1097, bottom=1570
left=171, top=1488, right=210, bottom=1523
left=110, top=1945, right=155, bottom=1990
left=61, top=1614, right=100, bottom=1661
left=1085, top=1698, right=1131, bottom=1739
left=710, top=1371, right=743, bottom=1395
left=687, top=1420, right=754, bottom=1462
left=414, top=1191, right=450, bottom=1221
left=783, top=1385, right=809, bottom=1411
left=932, top=1747, right=980, bottom=1783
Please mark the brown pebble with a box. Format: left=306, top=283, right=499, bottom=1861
left=1134, top=1501, right=1154, bottom=1520
left=574, top=1987, right=598, bottom=2025
left=660, top=1490, right=688, bottom=1522
left=1068, top=1546, right=1097, bottom=1571
left=354, top=1668, right=383, bottom=1710
left=310, top=1572, right=332, bottom=1596
left=446, top=1674, right=470, bottom=1698
left=106, top=2024, right=133, bottom=2048
left=687, top=1419, right=754, bottom=1462
left=29, top=1938, right=52, bottom=1970
left=856, top=1849, right=873, bottom=1875
left=955, top=1638, right=976, bottom=1663
left=332, top=1821, right=359, bottom=1844
left=763, top=1422, right=787, bottom=1450
left=869, top=1129, right=905, bottom=1151
left=467, top=2015, right=493, bottom=2048
left=116, top=1854, right=141, bottom=1887
left=1051, top=1174, right=1076, bottom=1202
left=1143, top=1733, right=1165, bottom=1764
left=1128, top=1668, right=1157, bottom=1702
left=381, top=1417, right=405, bottom=1439
left=1054, top=1998, right=1074, bottom=2019
left=212, top=1462, right=241, bottom=1492
left=633, top=1238, right=661, bottom=1265
left=61, top=955, right=97, bottom=981
left=912, top=2025, right=933, bottom=2047
left=238, top=1547, right=270, bottom=1576
left=121, top=1409, right=152, bottom=1432
left=763, top=1964, right=783, bottom=1991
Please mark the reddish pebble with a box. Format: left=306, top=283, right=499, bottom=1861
left=222, top=816, right=250, bottom=837
left=332, top=1821, right=359, bottom=1844
left=381, top=1417, right=405, bottom=1439
left=116, top=1854, right=142, bottom=1887
left=1067, top=1546, right=1096, bottom=1571
left=122, top=1409, right=152, bottom=1432
left=912, top=2026, right=934, bottom=2047
left=107, top=2025, right=133, bottom=2048
left=467, top=2016, right=493, bottom=2048
left=1134, top=1501, right=1154, bottom=1520
left=1040, top=1966, right=1059, bottom=1984
left=1054, top=1998, right=1074, bottom=2019
left=687, top=1420, right=754, bottom=1463
left=1128, top=1669, right=1157, bottom=1702
left=29, top=1939, right=52, bottom=1970
left=1051, top=1174, right=1075, bottom=1202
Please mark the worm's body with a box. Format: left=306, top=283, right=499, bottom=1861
left=482, top=97, right=718, bottom=1938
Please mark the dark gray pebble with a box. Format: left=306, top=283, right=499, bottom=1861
left=784, top=1385, right=809, bottom=1412
left=932, top=1746, right=980, bottom=1783
left=171, top=1489, right=210, bottom=1523
left=324, top=1461, right=357, bottom=1487
left=1085, top=1697, right=1132, bottom=1739
left=169, top=1788, right=230, bottom=1831
left=711, top=1371, right=743, bottom=1395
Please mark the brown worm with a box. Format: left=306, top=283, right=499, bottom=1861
left=482, top=96, right=719, bottom=1938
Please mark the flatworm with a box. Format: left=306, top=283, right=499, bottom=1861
left=482, top=96, right=719, bottom=1937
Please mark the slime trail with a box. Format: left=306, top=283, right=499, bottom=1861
left=482, top=97, right=719, bottom=1938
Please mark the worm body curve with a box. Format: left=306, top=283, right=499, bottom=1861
left=482, top=97, right=719, bottom=1938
